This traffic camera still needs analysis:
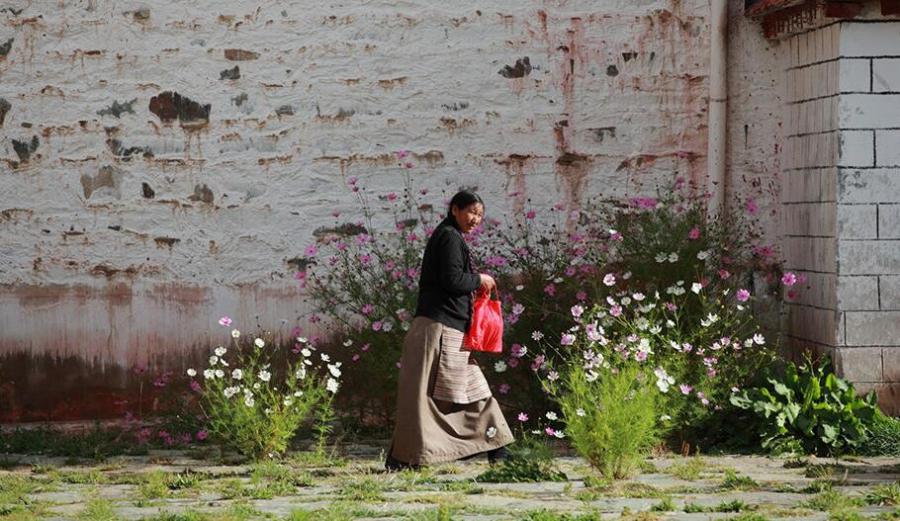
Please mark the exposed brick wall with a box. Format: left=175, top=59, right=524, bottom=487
left=0, top=1, right=715, bottom=421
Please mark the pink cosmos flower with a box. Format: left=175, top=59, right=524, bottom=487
left=360, top=254, right=372, bottom=266
left=736, top=289, right=750, bottom=302
left=603, top=273, right=616, bottom=286
left=517, top=412, right=529, bottom=422
left=372, top=321, right=383, bottom=331
left=679, top=384, right=693, bottom=395
left=634, top=350, right=648, bottom=362
left=352, top=354, right=361, bottom=362
left=718, top=269, right=731, bottom=280
left=786, top=289, right=797, bottom=301
left=531, top=355, right=546, bottom=371
left=544, top=283, right=556, bottom=297
left=361, top=304, right=375, bottom=315
left=565, top=266, right=577, bottom=277
left=361, top=343, right=370, bottom=351
left=560, top=334, right=576, bottom=346
left=304, top=244, right=318, bottom=257
left=576, top=291, right=587, bottom=301
left=632, top=197, right=658, bottom=209
left=525, top=210, right=536, bottom=220
left=545, top=427, right=556, bottom=436
left=510, top=344, right=525, bottom=357
left=386, top=192, right=398, bottom=202
left=404, top=162, right=415, bottom=169
left=498, top=383, right=511, bottom=394
left=782, top=272, right=797, bottom=286
left=218, top=316, right=232, bottom=327
left=395, top=150, right=410, bottom=159
left=746, top=198, right=759, bottom=215
left=688, top=227, right=701, bottom=240
left=665, top=302, right=678, bottom=312
left=609, top=305, right=622, bottom=317
left=190, top=380, right=201, bottom=393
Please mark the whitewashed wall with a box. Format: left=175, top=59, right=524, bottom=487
left=0, top=0, right=716, bottom=420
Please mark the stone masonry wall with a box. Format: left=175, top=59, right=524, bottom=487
left=0, top=1, right=714, bottom=421
left=833, top=20, right=900, bottom=413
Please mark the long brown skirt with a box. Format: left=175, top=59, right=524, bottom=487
left=389, top=316, right=514, bottom=465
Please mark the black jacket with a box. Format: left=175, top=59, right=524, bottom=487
left=414, top=217, right=481, bottom=332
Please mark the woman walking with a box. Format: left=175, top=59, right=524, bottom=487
left=386, top=190, right=514, bottom=469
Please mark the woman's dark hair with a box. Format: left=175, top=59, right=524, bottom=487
left=447, top=190, right=484, bottom=218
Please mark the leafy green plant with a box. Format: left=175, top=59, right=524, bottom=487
left=476, top=434, right=567, bottom=483
left=192, top=321, right=340, bottom=459
left=730, top=356, right=878, bottom=456
left=866, top=482, right=900, bottom=506
left=860, top=412, right=900, bottom=457
left=551, top=364, right=659, bottom=479
left=721, top=469, right=759, bottom=490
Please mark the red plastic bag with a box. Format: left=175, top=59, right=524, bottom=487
left=463, top=290, right=503, bottom=354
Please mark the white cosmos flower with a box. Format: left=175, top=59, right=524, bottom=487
left=655, top=253, right=667, bottom=263
left=328, top=363, right=342, bottom=378
left=532, top=331, right=544, bottom=341
left=697, top=250, right=710, bottom=260
left=214, top=346, right=227, bottom=357
left=547, top=371, right=559, bottom=382
left=320, top=353, right=330, bottom=362
left=293, top=390, right=303, bottom=397
left=296, top=336, right=308, bottom=343
left=224, top=386, right=239, bottom=398
left=585, top=370, right=599, bottom=382
left=231, top=369, right=243, bottom=380
left=231, top=329, right=241, bottom=338
left=283, top=397, right=293, bottom=406
left=576, top=408, right=586, bottom=417
left=258, top=370, right=271, bottom=382
left=633, top=292, right=645, bottom=301
left=691, top=282, right=702, bottom=294
left=209, top=355, right=219, bottom=366
left=295, top=366, right=306, bottom=380
left=186, top=368, right=197, bottom=377
left=486, top=426, right=497, bottom=439
left=494, top=360, right=507, bottom=373
left=515, top=285, right=524, bottom=291
left=661, top=414, right=672, bottom=421
left=253, top=382, right=260, bottom=390
left=753, top=333, right=766, bottom=345
left=326, top=377, right=339, bottom=394
left=254, top=338, right=265, bottom=348
left=667, top=253, right=679, bottom=263
left=214, top=369, right=225, bottom=378
left=382, top=321, right=393, bottom=332
left=343, top=339, right=353, bottom=347
left=203, top=369, right=215, bottom=380
left=301, top=348, right=312, bottom=357
left=545, top=411, right=558, bottom=421
left=701, top=313, right=720, bottom=327
left=219, top=358, right=229, bottom=367
left=554, top=430, right=565, bottom=439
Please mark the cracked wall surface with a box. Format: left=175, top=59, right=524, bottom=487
left=0, top=1, right=747, bottom=421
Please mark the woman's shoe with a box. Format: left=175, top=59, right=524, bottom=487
left=487, top=446, right=510, bottom=465
left=385, top=454, right=418, bottom=472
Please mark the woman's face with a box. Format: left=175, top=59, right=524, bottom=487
left=451, top=202, right=484, bottom=234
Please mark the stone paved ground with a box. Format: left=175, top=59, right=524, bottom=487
left=1, top=442, right=899, bottom=520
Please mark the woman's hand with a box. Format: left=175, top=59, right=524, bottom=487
left=479, top=273, right=496, bottom=293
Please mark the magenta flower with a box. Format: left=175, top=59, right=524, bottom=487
left=531, top=355, right=546, bottom=371
left=403, top=162, right=415, bottom=169
left=517, top=412, right=529, bottom=422
left=632, top=197, right=658, bottom=209
left=395, top=150, right=410, bottom=159
left=498, top=383, right=511, bottom=394
left=386, top=192, right=398, bottom=202
left=736, top=289, right=750, bottom=302
left=525, top=210, right=536, bottom=220
left=679, top=384, right=693, bottom=395
left=782, top=272, right=797, bottom=286
left=544, top=283, right=557, bottom=297
left=718, top=269, right=731, bottom=280
left=560, top=334, right=576, bottom=346
left=545, top=427, right=556, bottom=436
left=576, top=291, right=587, bottom=301
left=218, top=316, right=233, bottom=327
left=746, top=198, right=759, bottom=215
left=688, top=227, right=701, bottom=240
left=190, top=380, right=201, bottom=393
left=361, top=343, right=370, bottom=352
left=348, top=176, right=358, bottom=185
left=361, top=304, right=375, bottom=315
left=304, top=244, right=318, bottom=257
left=372, top=321, right=383, bottom=331
left=352, top=354, right=361, bottom=362
left=360, top=254, right=372, bottom=266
